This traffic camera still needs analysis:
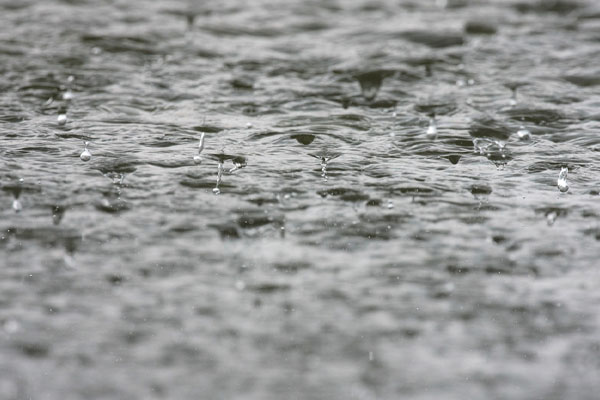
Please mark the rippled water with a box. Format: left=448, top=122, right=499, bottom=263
left=1, top=0, right=600, bottom=398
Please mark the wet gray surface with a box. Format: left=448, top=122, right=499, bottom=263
left=1, top=0, right=600, bottom=399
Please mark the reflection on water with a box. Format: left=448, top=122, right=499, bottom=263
left=1, top=0, right=600, bottom=399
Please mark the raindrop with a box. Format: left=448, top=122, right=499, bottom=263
left=80, top=141, right=92, bottom=162
left=517, top=125, right=531, bottom=140
left=57, top=114, right=67, bottom=126
left=557, top=167, right=569, bottom=193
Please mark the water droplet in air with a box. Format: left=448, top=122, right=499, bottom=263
left=80, top=141, right=92, bottom=162
left=62, top=91, right=73, bottom=101
left=193, top=155, right=202, bottom=164
left=57, top=114, right=67, bottom=126
left=557, top=167, right=569, bottom=192
left=235, top=280, right=246, bottom=291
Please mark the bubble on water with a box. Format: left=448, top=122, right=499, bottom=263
left=387, top=199, right=394, bottom=209
left=467, top=78, right=475, bottom=86
left=517, top=125, right=531, bottom=140
left=62, top=90, right=73, bottom=101
left=12, top=199, right=22, bottom=213
left=558, top=167, right=569, bottom=192
left=57, top=114, right=67, bottom=126
left=80, top=141, right=92, bottom=162
left=426, top=117, right=437, bottom=139
left=246, top=122, right=253, bottom=129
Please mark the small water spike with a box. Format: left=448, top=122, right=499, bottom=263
left=504, top=81, right=527, bottom=107
left=80, top=141, right=92, bottom=162
left=213, top=160, right=223, bottom=195
left=557, top=167, right=569, bottom=192
left=426, top=114, right=438, bottom=139
left=320, top=157, right=328, bottom=181
left=9, top=178, right=24, bottom=213
left=51, top=205, right=66, bottom=225
left=57, top=113, right=67, bottom=126
left=12, top=199, right=22, bottom=213
left=354, top=70, right=393, bottom=102
left=517, top=125, right=531, bottom=140
left=309, top=152, right=340, bottom=182
left=62, top=75, right=74, bottom=101
left=193, top=132, right=205, bottom=164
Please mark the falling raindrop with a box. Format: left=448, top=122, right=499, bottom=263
left=80, top=141, right=92, bottom=162
left=517, top=125, right=531, bottom=140
left=57, top=114, right=67, bottom=126
left=557, top=167, right=569, bottom=193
